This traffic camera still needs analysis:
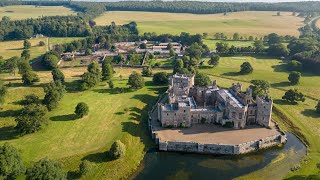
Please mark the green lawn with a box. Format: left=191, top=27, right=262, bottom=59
left=149, top=58, right=175, bottom=67
left=0, top=5, right=76, bottom=20
left=200, top=56, right=320, bottom=178
left=95, top=11, right=304, bottom=37
left=0, top=68, right=165, bottom=179
left=203, top=39, right=255, bottom=50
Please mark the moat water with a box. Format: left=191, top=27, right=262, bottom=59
left=133, top=133, right=306, bottom=180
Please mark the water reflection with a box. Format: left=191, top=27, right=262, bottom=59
left=134, top=133, right=306, bottom=180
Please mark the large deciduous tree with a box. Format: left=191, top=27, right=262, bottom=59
left=43, top=81, right=66, bottom=111
left=109, top=140, right=126, bottom=159
left=51, top=68, right=65, bottom=83
left=23, top=40, right=31, bottom=49
left=288, top=71, right=301, bottom=85
left=316, top=101, right=320, bottom=113
left=208, top=54, right=220, bottom=67
left=26, top=158, right=67, bottom=180
left=15, top=104, right=48, bottom=134
left=0, top=143, right=25, bottom=179
left=282, top=89, right=305, bottom=104
left=240, top=62, right=253, bottom=74
left=153, top=72, right=168, bottom=85
left=75, top=102, right=89, bottom=118
left=81, top=61, right=101, bottom=90
left=102, top=60, right=113, bottom=81
left=249, top=80, right=270, bottom=97
left=128, top=71, right=144, bottom=89
left=195, top=72, right=210, bottom=87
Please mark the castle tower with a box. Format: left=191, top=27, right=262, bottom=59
left=256, top=96, right=273, bottom=127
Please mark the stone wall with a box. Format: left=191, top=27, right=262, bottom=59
left=153, top=131, right=286, bottom=155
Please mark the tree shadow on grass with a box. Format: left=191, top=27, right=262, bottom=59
left=271, top=81, right=291, bottom=88
left=0, top=109, right=21, bottom=118
left=271, top=63, right=288, bottom=73
left=50, top=114, right=78, bottom=121
left=273, top=99, right=293, bottom=106
left=221, top=71, right=241, bottom=76
left=67, top=170, right=81, bottom=180
left=82, top=151, right=112, bottom=163
left=0, top=126, right=19, bottom=140
left=92, top=87, right=132, bottom=94
left=301, top=109, right=320, bottom=118
left=64, top=80, right=82, bottom=93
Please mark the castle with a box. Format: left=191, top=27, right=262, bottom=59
left=158, top=74, right=273, bottom=129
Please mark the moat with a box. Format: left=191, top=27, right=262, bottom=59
left=134, top=133, right=306, bottom=179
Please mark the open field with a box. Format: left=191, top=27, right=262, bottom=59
left=0, top=5, right=75, bottom=20
left=316, top=19, right=320, bottom=29
left=0, top=67, right=168, bottom=179
left=203, top=39, right=255, bottom=50
left=0, top=37, right=81, bottom=61
left=95, top=11, right=304, bottom=37
left=199, top=56, right=320, bottom=178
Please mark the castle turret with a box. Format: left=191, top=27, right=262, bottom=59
left=256, top=96, right=273, bottom=127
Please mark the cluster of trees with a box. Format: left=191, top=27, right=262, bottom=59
left=105, top=1, right=320, bottom=14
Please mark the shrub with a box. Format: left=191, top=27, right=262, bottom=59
left=39, top=41, right=45, bottom=46
left=109, top=140, right=126, bottom=159
left=85, top=48, right=92, bottom=56
left=75, top=102, right=89, bottom=118
left=152, top=72, right=168, bottom=85
left=26, top=158, right=66, bottom=180
left=142, top=66, right=153, bottom=77
left=108, top=80, right=114, bottom=89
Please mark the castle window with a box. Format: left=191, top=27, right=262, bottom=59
left=232, top=112, right=236, bottom=118
left=250, top=110, right=253, bottom=114
left=175, top=113, right=176, bottom=116
left=239, top=113, right=243, bottom=119
left=167, top=113, right=169, bottom=116
left=184, top=110, right=186, bottom=112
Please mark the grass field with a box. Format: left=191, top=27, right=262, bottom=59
left=316, top=19, right=320, bottom=29
left=0, top=37, right=81, bottom=61
left=200, top=56, right=320, bottom=178
left=203, top=39, right=255, bottom=50
left=94, top=11, right=304, bottom=37
left=0, top=5, right=75, bottom=20
left=0, top=67, right=171, bottom=179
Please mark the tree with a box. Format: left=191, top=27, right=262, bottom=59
left=267, top=44, right=289, bottom=57
left=85, top=48, right=92, bottom=56
left=102, top=60, right=113, bottom=81
left=42, top=52, right=59, bottom=70
left=22, top=70, right=40, bottom=85
left=249, top=80, right=270, bottom=97
left=139, top=43, right=146, bottom=49
left=0, top=81, right=7, bottom=107
left=173, top=59, right=184, bottom=74
left=282, top=89, right=305, bottom=104
left=43, top=81, right=66, bottom=111
left=253, top=40, right=265, bottom=53
left=23, top=94, right=40, bottom=105
left=277, top=12, right=281, bottom=16
left=233, top=33, right=240, bottom=40
left=21, top=50, right=30, bottom=60
left=23, top=40, right=31, bottom=49
left=108, top=80, right=114, bottom=89
left=79, top=160, right=91, bottom=176
left=195, top=72, right=210, bottom=87
left=142, top=66, right=152, bottom=77
left=81, top=62, right=101, bottom=90
left=287, top=60, right=302, bottom=71
left=52, top=68, right=65, bottom=83
left=109, top=140, right=126, bottom=159
left=153, top=72, right=168, bottom=85
left=39, top=41, right=45, bottom=46
left=208, top=54, right=220, bottom=67
left=3, top=56, right=19, bottom=75
left=216, top=42, right=229, bottom=53
left=288, top=71, right=301, bottom=85
left=75, top=102, right=89, bottom=118
left=267, top=33, right=281, bottom=45
left=316, top=101, right=320, bottom=113
left=185, top=42, right=205, bottom=60
left=127, top=71, right=144, bottom=89
left=26, top=158, right=66, bottom=180
left=15, top=103, right=48, bottom=134
left=240, top=62, right=253, bottom=74
left=0, top=143, right=25, bottom=179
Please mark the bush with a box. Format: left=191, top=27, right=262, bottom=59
left=108, top=80, right=114, bottom=89
left=0, top=143, right=25, bottom=179
left=79, top=160, right=91, bottom=176
left=142, top=66, right=153, bottom=77
left=26, top=158, right=66, bottom=180
left=240, top=62, right=253, bottom=74
left=109, top=140, right=126, bottom=159
left=288, top=71, right=301, bottom=85
left=127, top=71, right=144, bottom=89
left=85, top=48, right=92, bottom=56
left=152, top=72, right=168, bottom=85
left=75, top=102, right=89, bottom=118
left=39, top=41, right=45, bottom=46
